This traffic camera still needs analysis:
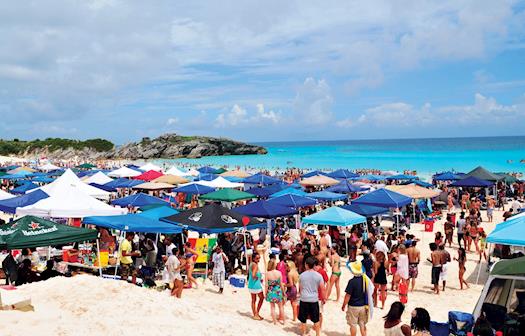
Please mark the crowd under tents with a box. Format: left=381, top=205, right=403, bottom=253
left=84, top=207, right=181, bottom=234
left=400, top=180, right=433, bottom=188
left=266, top=194, right=317, bottom=209
left=0, top=216, right=98, bottom=250
left=108, top=166, right=142, bottom=178
left=38, top=163, right=60, bottom=172
left=301, top=170, right=328, bottom=178
left=386, top=174, right=418, bottom=181
left=17, top=187, right=128, bottom=218
left=0, top=190, right=49, bottom=214
left=199, top=188, right=255, bottom=202
left=111, top=193, right=169, bottom=208
left=450, top=176, right=494, bottom=188
left=161, top=203, right=264, bottom=234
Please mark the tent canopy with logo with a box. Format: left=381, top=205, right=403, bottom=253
left=0, top=215, right=97, bottom=249
left=161, top=203, right=264, bottom=234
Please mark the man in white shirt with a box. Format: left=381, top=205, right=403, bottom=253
left=212, top=245, right=229, bottom=293
left=511, top=197, right=522, bottom=214
left=166, top=246, right=183, bottom=298
left=164, top=237, right=176, bottom=257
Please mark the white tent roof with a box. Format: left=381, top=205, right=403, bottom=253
left=186, top=168, right=200, bottom=177
left=32, top=169, right=110, bottom=200
left=38, top=163, right=60, bottom=172
left=195, top=177, right=243, bottom=189
left=17, top=187, right=127, bottom=218
left=165, top=166, right=188, bottom=176
left=83, top=171, right=113, bottom=185
left=108, top=166, right=141, bottom=178
left=139, top=162, right=162, bottom=172
left=0, top=189, right=15, bottom=200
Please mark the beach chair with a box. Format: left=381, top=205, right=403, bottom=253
left=448, top=311, right=474, bottom=336
left=429, top=321, right=450, bottom=336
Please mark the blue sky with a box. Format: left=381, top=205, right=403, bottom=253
left=1, top=1, right=525, bottom=144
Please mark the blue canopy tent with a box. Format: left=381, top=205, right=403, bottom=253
left=196, top=173, right=218, bottom=181
left=352, top=188, right=412, bottom=208
left=104, top=178, right=142, bottom=190
left=288, top=181, right=304, bottom=189
left=31, top=176, right=55, bottom=184
left=433, top=172, right=461, bottom=181
left=89, top=183, right=116, bottom=192
left=449, top=176, right=494, bottom=188
left=266, top=194, right=317, bottom=209
left=197, top=166, right=219, bottom=174
left=270, top=187, right=307, bottom=198
left=360, top=174, right=386, bottom=181
left=223, top=176, right=245, bottom=183
left=84, top=207, right=182, bottom=234
left=172, top=183, right=215, bottom=195
left=243, top=173, right=282, bottom=185
left=111, top=193, right=169, bottom=208
left=0, top=190, right=49, bottom=214
left=327, top=169, right=359, bottom=179
left=246, top=184, right=286, bottom=198
left=235, top=200, right=298, bottom=219
left=326, top=180, right=365, bottom=193
left=340, top=203, right=389, bottom=217
left=401, top=180, right=433, bottom=188
left=486, top=214, right=525, bottom=246
left=386, top=174, right=418, bottom=181
left=302, top=170, right=328, bottom=178
left=307, top=191, right=347, bottom=201
left=11, top=181, right=39, bottom=194
left=1, top=172, right=33, bottom=180
left=302, top=206, right=366, bottom=254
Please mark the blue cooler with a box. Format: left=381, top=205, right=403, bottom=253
left=229, top=275, right=246, bottom=288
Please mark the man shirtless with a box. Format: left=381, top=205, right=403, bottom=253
left=429, top=243, right=442, bottom=295
left=407, top=241, right=420, bottom=292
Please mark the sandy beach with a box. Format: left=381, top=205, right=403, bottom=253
left=0, top=207, right=501, bottom=336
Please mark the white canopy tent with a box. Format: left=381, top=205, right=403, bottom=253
left=83, top=171, right=113, bottom=185
left=0, top=189, right=15, bottom=201
left=108, top=166, right=141, bottom=178
left=165, top=166, right=188, bottom=176
left=139, top=162, right=162, bottom=172
left=194, top=176, right=243, bottom=189
left=186, top=168, right=200, bottom=177
left=31, top=169, right=110, bottom=200
left=17, top=187, right=128, bottom=217
left=38, top=162, right=60, bottom=172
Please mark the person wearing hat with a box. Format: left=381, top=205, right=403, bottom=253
left=342, top=261, right=374, bottom=336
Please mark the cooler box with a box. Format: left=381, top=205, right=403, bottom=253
left=229, top=275, right=246, bottom=288
left=424, top=219, right=434, bottom=232
left=62, top=247, right=78, bottom=263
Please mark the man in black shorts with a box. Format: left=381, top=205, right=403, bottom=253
left=298, top=257, right=325, bottom=336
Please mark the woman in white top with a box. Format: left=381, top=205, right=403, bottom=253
left=384, top=301, right=411, bottom=336
left=396, top=244, right=409, bottom=285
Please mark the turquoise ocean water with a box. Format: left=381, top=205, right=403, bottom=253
left=158, top=136, right=525, bottom=178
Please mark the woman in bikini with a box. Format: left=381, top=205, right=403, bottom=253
left=286, top=260, right=299, bottom=321
left=373, top=251, right=389, bottom=309
left=389, top=246, right=399, bottom=291
left=183, top=241, right=199, bottom=289
left=454, top=248, right=469, bottom=290
left=325, top=245, right=342, bottom=301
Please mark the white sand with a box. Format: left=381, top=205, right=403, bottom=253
left=0, top=208, right=501, bottom=336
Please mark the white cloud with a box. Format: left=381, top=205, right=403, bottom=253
left=293, top=77, right=333, bottom=125
left=342, top=94, right=524, bottom=128
left=215, top=103, right=282, bottom=128
left=255, top=104, right=281, bottom=124
left=167, top=117, right=179, bottom=125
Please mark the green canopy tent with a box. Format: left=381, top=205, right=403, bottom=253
left=0, top=215, right=97, bottom=249
left=76, top=163, right=96, bottom=170
left=214, top=168, right=227, bottom=174
left=496, top=173, right=520, bottom=184
left=199, top=188, right=256, bottom=202
left=490, top=256, right=525, bottom=276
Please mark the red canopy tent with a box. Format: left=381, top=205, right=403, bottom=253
left=133, top=170, right=163, bottom=181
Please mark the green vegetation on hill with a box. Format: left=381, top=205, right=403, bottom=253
left=0, top=138, right=114, bottom=155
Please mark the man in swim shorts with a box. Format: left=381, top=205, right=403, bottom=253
left=407, top=240, right=420, bottom=291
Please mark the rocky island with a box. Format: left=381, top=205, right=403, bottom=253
left=0, top=134, right=267, bottom=160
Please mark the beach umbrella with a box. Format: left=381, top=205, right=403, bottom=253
left=327, top=169, right=359, bottom=179
left=220, top=169, right=251, bottom=178
left=270, top=187, right=308, bottom=198
left=152, top=175, right=189, bottom=185
left=301, top=170, right=329, bottom=178
left=0, top=190, right=49, bottom=214
left=307, top=191, right=347, bottom=201
left=385, top=184, right=440, bottom=199
left=11, top=181, right=39, bottom=194
left=465, top=166, right=502, bottom=182
left=0, top=216, right=97, bottom=250
left=339, top=203, right=389, bottom=217
left=352, top=188, right=412, bottom=208
left=299, top=175, right=339, bottom=187
left=326, top=180, right=365, bottom=193
left=235, top=200, right=298, bottom=218
left=266, top=194, right=317, bottom=209
left=243, top=173, right=282, bottom=185
left=161, top=203, right=264, bottom=233
left=111, top=193, right=169, bottom=208
left=450, top=176, right=493, bottom=188
left=133, top=170, right=164, bottom=181
left=200, top=188, right=255, bottom=202
left=198, top=166, right=220, bottom=174
left=172, top=183, right=215, bottom=195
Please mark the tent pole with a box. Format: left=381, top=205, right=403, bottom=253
left=243, top=230, right=249, bottom=275
left=96, top=239, right=102, bottom=277
left=114, top=231, right=124, bottom=278
left=345, top=228, right=349, bottom=257
left=47, top=246, right=51, bottom=261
